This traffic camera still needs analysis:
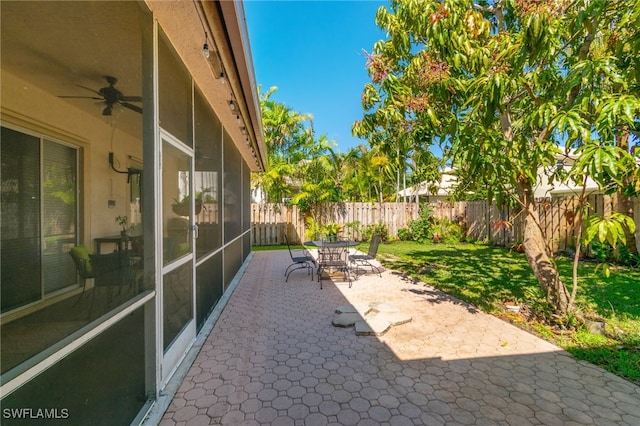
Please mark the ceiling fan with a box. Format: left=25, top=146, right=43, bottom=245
left=59, top=76, right=142, bottom=116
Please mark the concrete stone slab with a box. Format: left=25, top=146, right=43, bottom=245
left=355, top=318, right=391, bottom=336
left=335, top=304, right=371, bottom=315
left=378, top=312, right=412, bottom=326
left=369, top=302, right=400, bottom=313
left=332, top=313, right=363, bottom=327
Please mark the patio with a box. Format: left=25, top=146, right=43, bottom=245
left=156, top=249, right=640, bottom=425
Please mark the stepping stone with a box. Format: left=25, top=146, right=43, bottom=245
left=355, top=318, right=391, bottom=336
left=332, top=313, right=364, bottom=327
left=335, top=304, right=372, bottom=315
left=369, top=302, right=400, bottom=313
left=378, top=312, right=412, bottom=326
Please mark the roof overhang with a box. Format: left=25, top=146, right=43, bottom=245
left=147, top=0, right=266, bottom=172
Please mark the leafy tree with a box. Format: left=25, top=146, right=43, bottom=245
left=340, top=145, right=370, bottom=201
left=355, top=0, right=640, bottom=314
left=292, top=134, right=345, bottom=217
left=253, top=86, right=315, bottom=203
left=255, top=87, right=350, bottom=223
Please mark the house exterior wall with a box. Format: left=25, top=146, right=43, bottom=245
left=1, top=1, right=263, bottom=423
left=2, top=71, right=143, bottom=243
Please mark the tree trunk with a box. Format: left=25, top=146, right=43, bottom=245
left=517, top=178, right=572, bottom=313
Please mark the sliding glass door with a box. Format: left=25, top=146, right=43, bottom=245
left=1, top=126, right=77, bottom=314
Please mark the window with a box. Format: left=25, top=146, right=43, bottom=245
left=1, top=126, right=78, bottom=314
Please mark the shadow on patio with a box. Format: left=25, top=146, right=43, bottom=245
left=158, top=250, right=640, bottom=425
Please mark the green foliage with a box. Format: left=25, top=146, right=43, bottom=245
left=397, top=227, right=412, bottom=241
left=304, top=216, right=321, bottom=241
left=585, top=212, right=638, bottom=276
left=407, top=204, right=434, bottom=242
left=585, top=213, right=637, bottom=249
left=115, top=215, right=128, bottom=231
left=342, top=221, right=362, bottom=240
left=296, top=198, right=311, bottom=216
left=433, top=218, right=464, bottom=244
left=363, top=221, right=389, bottom=242
left=590, top=240, right=640, bottom=268
left=618, top=245, right=640, bottom=268
left=255, top=86, right=425, bottom=207
left=357, top=0, right=640, bottom=314
left=590, top=240, right=613, bottom=262
left=320, top=223, right=342, bottom=241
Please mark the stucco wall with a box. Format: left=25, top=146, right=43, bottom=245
left=1, top=71, right=143, bottom=245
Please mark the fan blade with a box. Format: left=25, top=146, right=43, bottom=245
left=77, top=85, right=103, bottom=96
left=59, top=95, right=103, bottom=100
left=121, top=102, right=143, bottom=114
left=120, top=95, right=143, bottom=102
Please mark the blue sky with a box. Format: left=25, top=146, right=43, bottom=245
left=243, top=0, right=388, bottom=153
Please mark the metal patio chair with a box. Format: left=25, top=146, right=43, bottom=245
left=348, top=233, right=382, bottom=277
left=284, top=234, right=316, bottom=282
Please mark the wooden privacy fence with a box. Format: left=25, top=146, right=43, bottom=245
left=252, top=197, right=640, bottom=253
left=251, top=201, right=471, bottom=245
left=251, top=202, right=422, bottom=245
left=463, top=195, right=634, bottom=253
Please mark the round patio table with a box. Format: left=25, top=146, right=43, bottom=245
left=304, top=240, right=359, bottom=288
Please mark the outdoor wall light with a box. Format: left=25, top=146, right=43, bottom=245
left=237, top=115, right=242, bottom=123
left=228, top=100, right=236, bottom=111
left=241, top=127, right=248, bottom=135
left=202, top=33, right=210, bottom=59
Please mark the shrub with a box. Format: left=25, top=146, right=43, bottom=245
left=437, top=218, right=464, bottom=243
left=343, top=221, right=362, bottom=240
left=320, top=223, right=341, bottom=241
left=304, top=216, right=321, bottom=241
left=407, top=203, right=435, bottom=242
left=590, top=240, right=613, bottom=262
left=397, top=227, right=412, bottom=241
left=589, top=240, right=639, bottom=268
left=617, top=245, right=640, bottom=268
left=363, top=221, right=389, bottom=242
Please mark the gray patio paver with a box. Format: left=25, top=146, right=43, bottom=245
left=157, top=250, right=640, bottom=425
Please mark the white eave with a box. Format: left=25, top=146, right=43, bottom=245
left=217, top=0, right=266, bottom=171
left=147, top=0, right=267, bottom=172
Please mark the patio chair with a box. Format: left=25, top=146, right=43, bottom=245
left=284, top=234, right=316, bottom=282
left=348, top=233, right=382, bottom=277
left=69, top=244, right=96, bottom=291
left=70, top=246, right=137, bottom=316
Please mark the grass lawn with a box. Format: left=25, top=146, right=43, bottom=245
left=372, top=241, right=640, bottom=385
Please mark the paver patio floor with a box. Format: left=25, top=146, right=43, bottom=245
left=159, top=250, right=640, bottom=425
